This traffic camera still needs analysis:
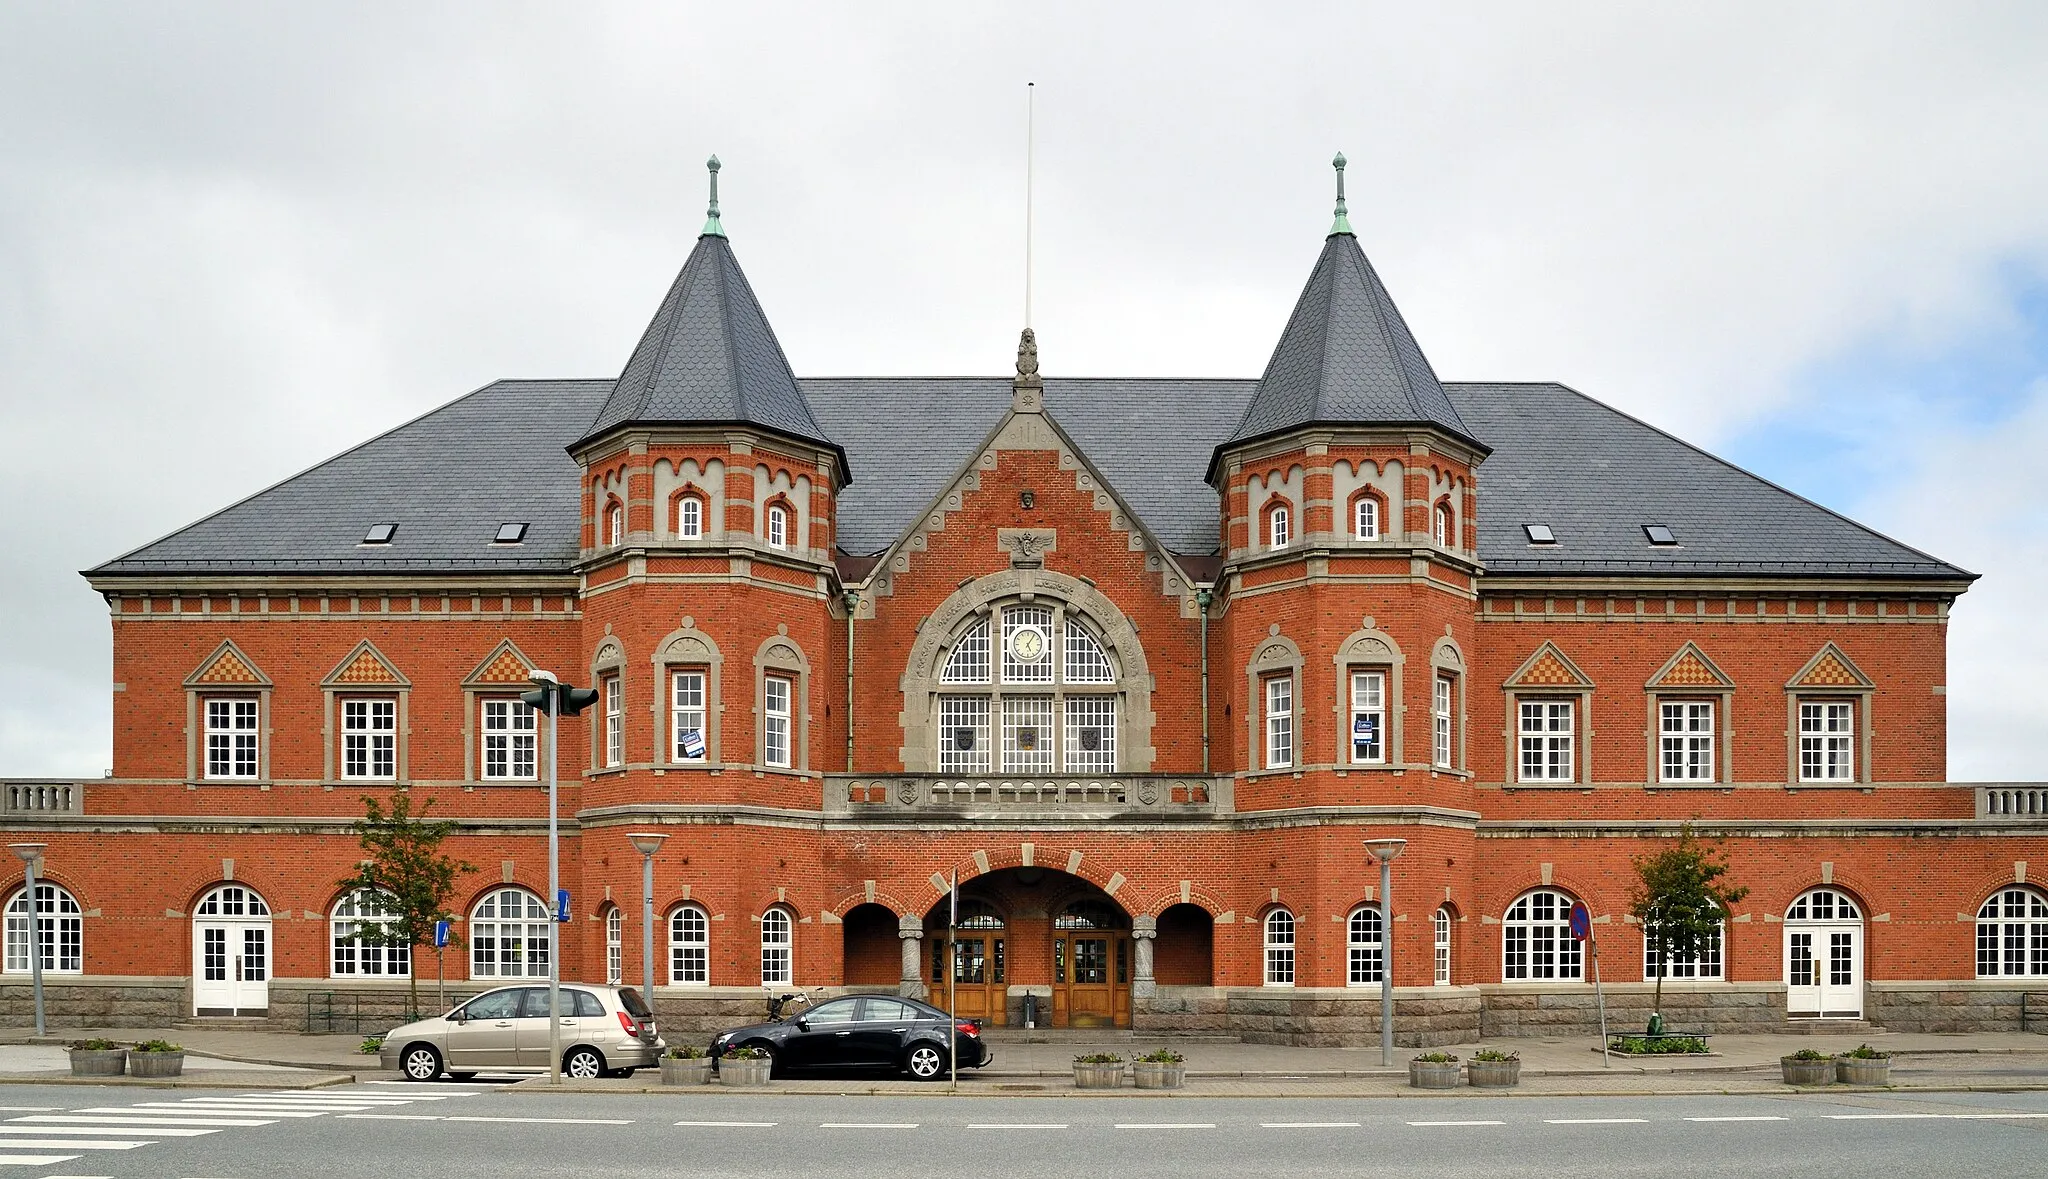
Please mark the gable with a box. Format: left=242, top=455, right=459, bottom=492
left=1646, top=642, right=1733, bottom=690
left=1788, top=643, right=1873, bottom=690
left=183, top=640, right=271, bottom=688
left=1505, top=641, right=1594, bottom=689
left=464, top=640, right=538, bottom=688
left=322, top=641, right=410, bottom=688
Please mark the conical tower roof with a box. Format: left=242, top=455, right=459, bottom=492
left=575, top=158, right=843, bottom=475
left=1215, top=155, right=1483, bottom=471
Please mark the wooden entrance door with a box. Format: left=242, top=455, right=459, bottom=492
left=934, top=934, right=1007, bottom=1027
left=1052, top=934, right=1130, bottom=1028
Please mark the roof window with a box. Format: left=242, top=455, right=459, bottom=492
left=494, top=522, right=529, bottom=544
left=1523, top=524, right=1556, bottom=544
left=1643, top=524, right=1678, bottom=546
left=362, top=523, right=396, bottom=545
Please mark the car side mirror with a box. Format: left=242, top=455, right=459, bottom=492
left=451, top=1011, right=467, bottom=1024
left=794, top=1018, right=810, bottom=1031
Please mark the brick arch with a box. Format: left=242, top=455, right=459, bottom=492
left=825, top=886, right=920, bottom=920
left=461, top=879, right=548, bottom=919
left=1497, top=876, right=1610, bottom=919
left=743, top=892, right=805, bottom=922
left=1770, top=877, right=1877, bottom=921
left=918, top=845, right=1129, bottom=905
left=1, top=866, right=93, bottom=912
left=180, top=875, right=282, bottom=917
left=1131, top=883, right=1227, bottom=919
left=1959, top=872, right=2047, bottom=917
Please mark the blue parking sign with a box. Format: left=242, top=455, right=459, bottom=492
left=433, top=919, right=450, bottom=948
left=556, top=889, right=571, bottom=923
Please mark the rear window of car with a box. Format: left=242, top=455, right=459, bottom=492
left=861, top=998, right=916, bottom=1023
left=617, top=987, right=652, bottom=1018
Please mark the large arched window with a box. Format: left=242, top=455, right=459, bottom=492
left=4, top=883, right=81, bottom=975
left=1503, top=889, right=1582, bottom=981
left=1263, top=908, right=1296, bottom=986
left=1978, top=888, right=2048, bottom=978
left=330, top=889, right=409, bottom=978
left=761, top=907, right=793, bottom=985
left=670, top=904, right=709, bottom=986
left=934, top=603, right=1126, bottom=774
left=470, top=888, right=549, bottom=979
left=1347, top=905, right=1383, bottom=986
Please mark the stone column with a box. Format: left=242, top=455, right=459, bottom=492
left=898, top=914, right=927, bottom=1000
left=1132, top=914, right=1158, bottom=1000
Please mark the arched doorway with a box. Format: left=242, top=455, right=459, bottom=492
left=841, top=903, right=901, bottom=987
left=192, top=884, right=271, bottom=1016
left=924, top=868, right=1133, bottom=1028
left=1156, top=903, right=1214, bottom=986
left=1785, top=887, right=1863, bottom=1019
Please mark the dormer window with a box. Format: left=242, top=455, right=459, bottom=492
left=765, top=504, right=789, bottom=550
left=1644, top=524, right=1677, bottom=546
left=676, top=496, right=703, bottom=539
left=1524, top=524, right=1556, bottom=545
left=493, top=522, right=527, bottom=545
left=605, top=501, right=625, bottom=547
left=362, top=523, right=396, bottom=545
left=1355, top=495, right=1380, bottom=541
left=1267, top=504, right=1290, bottom=550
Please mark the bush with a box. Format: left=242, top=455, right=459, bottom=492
left=1135, top=1048, right=1184, bottom=1064
left=722, top=1045, right=770, bottom=1060
left=1411, top=1052, right=1459, bottom=1064
left=131, top=1039, right=182, bottom=1054
left=1786, top=1048, right=1833, bottom=1062
left=1073, top=1053, right=1124, bottom=1065
left=68, top=1038, right=120, bottom=1052
left=358, top=1036, right=384, bottom=1055
left=1612, top=1035, right=1708, bottom=1055
left=1471, top=1048, right=1520, bottom=1063
left=665, top=1045, right=706, bottom=1060
left=1843, top=1043, right=1890, bottom=1060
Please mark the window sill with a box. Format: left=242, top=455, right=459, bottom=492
left=187, top=779, right=274, bottom=790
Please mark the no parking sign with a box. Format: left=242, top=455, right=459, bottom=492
left=1568, top=901, right=1592, bottom=941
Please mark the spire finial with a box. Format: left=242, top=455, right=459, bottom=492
left=1329, top=151, right=1352, bottom=236
left=702, top=155, right=726, bottom=238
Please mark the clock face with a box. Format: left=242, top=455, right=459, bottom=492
left=1010, top=624, right=1048, bottom=664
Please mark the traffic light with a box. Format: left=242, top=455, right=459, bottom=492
left=519, top=684, right=602, bottom=716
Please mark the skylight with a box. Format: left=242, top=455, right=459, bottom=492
left=362, top=523, right=396, bottom=545
left=1644, top=524, right=1677, bottom=546
left=494, top=522, right=529, bottom=544
left=1524, top=524, right=1556, bottom=544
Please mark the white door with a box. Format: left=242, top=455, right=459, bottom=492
left=192, top=885, right=272, bottom=1016
left=1784, top=888, right=1863, bottom=1019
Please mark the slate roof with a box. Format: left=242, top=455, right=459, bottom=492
left=88, top=377, right=1971, bottom=583
left=576, top=234, right=837, bottom=459
left=1221, top=232, right=1481, bottom=462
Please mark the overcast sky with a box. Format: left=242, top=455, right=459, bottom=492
left=4, top=3, right=2046, bottom=779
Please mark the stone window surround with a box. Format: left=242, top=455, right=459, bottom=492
left=1244, top=630, right=1304, bottom=776
left=754, top=633, right=811, bottom=775
left=651, top=622, right=724, bottom=768
left=183, top=641, right=273, bottom=786
left=588, top=639, right=626, bottom=773
left=459, top=640, right=540, bottom=785
left=1332, top=624, right=1405, bottom=769
left=1431, top=638, right=1468, bottom=774
left=899, top=567, right=1156, bottom=774
left=319, top=642, right=411, bottom=786
left=1642, top=645, right=1736, bottom=786
left=926, top=606, right=1126, bottom=774
left=1512, top=693, right=1587, bottom=784
left=1784, top=644, right=1875, bottom=786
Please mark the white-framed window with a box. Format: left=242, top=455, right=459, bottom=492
left=1798, top=700, right=1854, bottom=781
left=470, top=887, right=550, bottom=978
left=941, top=618, right=993, bottom=684
left=1355, top=495, right=1380, bottom=540
left=1001, top=605, right=1055, bottom=684
left=204, top=697, right=260, bottom=780
left=1659, top=700, right=1714, bottom=782
left=605, top=906, right=623, bottom=985
left=1349, top=671, right=1385, bottom=764
left=603, top=676, right=623, bottom=768
left=760, top=907, right=793, bottom=986
left=1433, top=907, right=1452, bottom=985
left=1786, top=888, right=1860, bottom=922
left=1433, top=502, right=1453, bottom=547
left=765, top=504, right=789, bottom=549
left=1268, top=504, right=1290, bottom=550
left=676, top=496, right=703, bottom=539
left=670, top=904, right=710, bottom=985
left=1643, top=919, right=1725, bottom=980
left=1518, top=699, right=1575, bottom=782
left=3, top=883, right=81, bottom=974
left=1503, top=889, right=1582, bottom=981
left=1977, top=888, right=2048, bottom=978
left=1433, top=675, right=1454, bottom=769
left=1062, top=696, right=1116, bottom=773
left=606, top=501, right=624, bottom=546
left=341, top=698, right=396, bottom=780
left=671, top=671, right=707, bottom=762
left=1001, top=695, right=1054, bottom=773
left=330, top=889, right=409, bottom=978
left=1064, top=619, right=1115, bottom=684
left=1264, top=675, right=1294, bottom=769
left=195, top=884, right=269, bottom=918
left=1263, top=908, right=1295, bottom=986
left=763, top=675, right=792, bottom=769
left=1347, top=905, right=1383, bottom=985
left=938, top=695, right=992, bottom=773
left=481, top=699, right=538, bottom=780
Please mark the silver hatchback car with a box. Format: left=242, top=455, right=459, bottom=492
left=380, top=983, right=664, bottom=1081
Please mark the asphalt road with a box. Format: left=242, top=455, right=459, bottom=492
left=1, top=1081, right=2045, bottom=1177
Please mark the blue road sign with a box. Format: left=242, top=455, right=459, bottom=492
left=556, top=889, right=571, bottom=923
left=433, top=919, right=450, bottom=948
left=1568, top=901, right=1592, bottom=942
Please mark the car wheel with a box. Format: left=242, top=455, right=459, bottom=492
left=400, top=1044, right=442, bottom=1082
left=904, top=1043, right=948, bottom=1081
left=448, top=1072, right=477, bottom=1081
left=563, top=1046, right=606, bottom=1080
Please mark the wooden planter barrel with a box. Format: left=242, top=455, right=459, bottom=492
left=1132, top=1061, right=1185, bottom=1090
left=719, top=1057, right=773, bottom=1086
left=1467, top=1059, right=1521, bottom=1088
left=127, top=1051, right=185, bottom=1079
left=1409, top=1060, right=1461, bottom=1089
left=1837, top=1057, right=1891, bottom=1085
left=661, top=1057, right=713, bottom=1086
left=67, top=1049, right=126, bottom=1077
left=1073, top=1061, right=1125, bottom=1089
left=1781, top=1056, right=1834, bottom=1085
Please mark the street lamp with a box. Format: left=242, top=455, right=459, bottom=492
left=521, top=669, right=597, bottom=1085
left=1363, top=838, right=1407, bottom=1068
left=627, top=833, right=667, bottom=1012
left=8, top=844, right=47, bottom=1038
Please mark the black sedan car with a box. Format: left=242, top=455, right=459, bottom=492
left=710, top=994, right=991, bottom=1081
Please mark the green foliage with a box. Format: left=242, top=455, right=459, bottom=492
left=1471, top=1048, right=1521, bottom=1062
left=1073, top=1053, right=1124, bottom=1065
left=358, top=1036, right=385, bottom=1055
left=665, top=1044, right=707, bottom=1060
left=723, top=1045, right=771, bottom=1060
left=1630, top=823, right=1749, bottom=1014
left=68, top=1038, right=120, bottom=1051
left=336, top=790, right=475, bottom=1013
left=1612, top=1035, right=1709, bottom=1055
left=1411, top=1052, right=1459, bottom=1063
left=1843, top=1042, right=1890, bottom=1059
left=1136, top=1048, right=1185, bottom=1064
left=1786, top=1048, right=1833, bottom=1062
left=131, top=1039, right=181, bottom=1053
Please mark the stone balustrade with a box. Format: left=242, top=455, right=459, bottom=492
left=0, top=780, right=83, bottom=817
left=825, top=774, right=1232, bottom=819
left=1977, top=784, right=2048, bottom=820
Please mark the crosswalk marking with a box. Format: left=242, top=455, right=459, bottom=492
left=0, top=1156, right=82, bottom=1166
left=0, top=1140, right=145, bottom=1150
left=0, top=1126, right=223, bottom=1138
left=15, top=1115, right=277, bottom=1127
left=123, top=1105, right=328, bottom=1118
left=339, top=1114, right=443, bottom=1121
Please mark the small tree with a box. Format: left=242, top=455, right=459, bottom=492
left=1629, top=823, right=1747, bottom=1026
left=337, top=791, right=474, bottom=1016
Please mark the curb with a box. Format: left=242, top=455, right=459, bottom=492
left=0, top=1070, right=358, bottom=1090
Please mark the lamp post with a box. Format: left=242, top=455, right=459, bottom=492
left=520, top=670, right=599, bottom=1086
left=1363, top=838, right=1407, bottom=1068
left=8, top=844, right=46, bottom=1038
left=627, top=834, right=667, bottom=1011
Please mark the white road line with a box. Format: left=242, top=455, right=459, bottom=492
left=966, top=1124, right=1068, bottom=1130
left=1545, top=1118, right=1648, bottom=1125
left=340, top=1114, right=442, bottom=1121
left=0, top=1157, right=81, bottom=1166
left=121, top=1105, right=325, bottom=1118
left=1686, top=1116, right=1788, bottom=1122
left=177, top=1101, right=370, bottom=1110
left=0, top=1126, right=219, bottom=1138
left=674, top=1121, right=778, bottom=1128
left=819, top=1123, right=919, bottom=1129
left=1825, top=1114, right=1944, bottom=1120
left=13, top=1116, right=276, bottom=1128
left=0, top=1141, right=144, bottom=1151
left=443, top=1117, right=634, bottom=1126
left=1263, top=1122, right=1361, bottom=1128
left=0, top=1109, right=57, bottom=1113
left=1114, top=1123, right=1216, bottom=1130
left=364, top=1082, right=485, bottom=1092
left=1945, top=1112, right=2048, bottom=1120
left=1408, top=1120, right=1507, bottom=1127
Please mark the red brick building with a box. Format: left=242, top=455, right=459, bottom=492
left=6, top=159, right=2043, bottom=1041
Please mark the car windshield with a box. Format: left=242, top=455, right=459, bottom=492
left=618, top=987, right=652, bottom=1018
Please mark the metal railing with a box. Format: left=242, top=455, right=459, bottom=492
left=0, top=781, right=83, bottom=816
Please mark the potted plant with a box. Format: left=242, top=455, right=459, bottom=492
left=67, top=1038, right=126, bottom=1077
left=717, top=1044, right=773, bottom=1086
left=1781, top=1047, right=1834, bottom=1086
left=1073, top=1052, right=1125, bottom=1089
left=1132, top=1048, right=1186, bottom=1090
left=1467, top=1047, right=1521, bottom=1088
left=661, top=1044, right=714, bottom=1086
left=1409, top=1051, right=1461, bottom=1089
left=127, top=1038, right=185, bottom=1079
left=1836, top=1043, right=1891, bottom=1086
